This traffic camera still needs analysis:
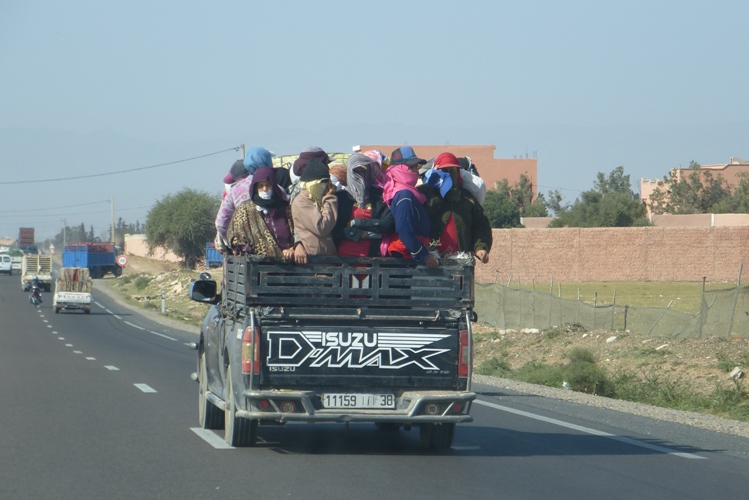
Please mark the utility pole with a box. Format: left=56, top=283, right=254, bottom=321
left=111, top=196, right=115, bottom=243
left=240, top=144, right=245, bottom=159
left=62, top=218, right=66, bottom=247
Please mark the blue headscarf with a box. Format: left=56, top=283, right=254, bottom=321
left=243, top=147, right=273, bottom=175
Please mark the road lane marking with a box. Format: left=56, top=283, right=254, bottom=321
left=58, top=337, right=65, bottom=340
left=113, top=314, right=123, bottom=320
left=191, top=428, right=234, bottom=449
left=148, top=330, right=177, bottom=341
left=134, top=384, right=157, bottom=393
left=43, top=320, right=48, bottom=323
left=105, top=366, right=120, bottom=371
left=124, top=321, right=145, bottom=330
left=73, top=351, right=82, bottom=354
left=86, top=357, right=96, bottom=360
left=47, top=325, right=52, bottom=328
left=474, top=399, right=706, bottom=460
left=65, top=344, right=73, bottom=347
left=52, top=331, right=57, bottom=334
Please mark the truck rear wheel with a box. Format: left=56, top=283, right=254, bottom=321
left=419, top=423, right=455, bottom=451
left=224, top=365, right=257, bottom=446
left=199, top=353, right=223, bottom=430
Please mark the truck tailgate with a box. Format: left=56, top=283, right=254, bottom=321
left=261, top=324, right=460, bottom=389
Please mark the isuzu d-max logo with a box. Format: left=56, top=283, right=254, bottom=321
left=266, top=331, right=451, bottom=370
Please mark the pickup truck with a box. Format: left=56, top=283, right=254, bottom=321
left=53, top=267, right=93, bottom=314
left=189, top=254, right=476, bottom=450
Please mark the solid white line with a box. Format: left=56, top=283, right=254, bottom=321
left=134, top=384, right=157, bottom=393
left=474, top=399, right=706, bottom=460
left=190, top=428, right=234, bottom=449
left=105, top=366, right=119, bottom=371
left=149, top=330, right=177, bottom=341
left=124, top=321, right=145, bottom=330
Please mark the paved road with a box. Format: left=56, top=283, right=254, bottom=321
left=1, top=274, right=748, bottom=499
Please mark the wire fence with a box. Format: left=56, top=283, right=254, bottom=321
left=475, top=283, right=749, bottom=339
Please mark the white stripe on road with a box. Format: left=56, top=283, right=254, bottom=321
left=86, top=357, right=96, bottom=360
left=58, top=337, right=65, bottom=340
left=113, top=314, right=122, bottom=320
left=190, top=428, right=234, bottom=449
left=474, top=399, right=706, bottom=460
left=43, top=320, right=48, bottom=323
left=47, top=325, right=52, bottom=328
left=124, top=321, right=145, bottom=330
left=149, top=330, right=177, bottom=341
left=73, top=351, right=82, bottom=354
left=134, top=384, right=157, bottom=393
left=65, top=344, right=73, bottom=347
left=105, top=366, right=119, bottom=371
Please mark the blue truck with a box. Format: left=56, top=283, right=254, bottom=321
left=63, top=242, right=123, bottom=279
left=205, top=242, right=223, bottom=268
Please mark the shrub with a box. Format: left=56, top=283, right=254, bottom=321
left=514, top=361, right=564, bottom=387
left=564, top=361, right=614, bottom=396
left=134, top=276, right=151, bottom=291
left=567, top=347, right=596, bottom=364
left=545, top=328, right=562, bottom=340
left=477, top=357, right=511, bottom=376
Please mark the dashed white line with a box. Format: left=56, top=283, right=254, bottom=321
left=124, top=321, right=145, bottom=330
left=46, top=325, right=52, bottom=328
left=105, top=366, right=120, bottom=371
left=43, top=320, right=48, bottom=323
left=86, top=357, right=96, bottom=360
left=134, top=384, right=157, bottom=393
left=474, top=399, right=706, bottom=460
left=58, top=337, right=65, bottom=340
left=65, top=344, right=73, bottom=347
left=148, top=330, right=177, bottom=341
left=190, top=428, right=234, bottom=449
left=113, top=314, right=123, bottom=320
left=73, top=351, right=82, bottom=354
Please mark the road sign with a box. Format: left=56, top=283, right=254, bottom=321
left=116, top=255, right=128, bottom=267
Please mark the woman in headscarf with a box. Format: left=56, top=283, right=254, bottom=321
left=332, top=153, right=395, bottom=257
left=226, top=166, right=294, bottom=261
left=382, top=162, right=438, bottom=268
left=290, top=159, right=338, bottom=256
left=215, top=146, right=273, bottom=251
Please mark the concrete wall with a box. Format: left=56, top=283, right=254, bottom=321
left=475, top=226, right=749, bottom=283
left=123, top=234, right=181, bottom=263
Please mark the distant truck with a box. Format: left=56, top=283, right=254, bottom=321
left=53, top=267, right=92, bottom=314
left=205, top=242, right=223, bottom=268
left=21, top=254, right=53, bottom=291
left=18, top=227, right=35, bottom=248
left=63, top=242, right=122, bottom=279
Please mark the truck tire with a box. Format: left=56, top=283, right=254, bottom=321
left=419, top=423, right=455, bottom=451
left=114, top=266, right=123, bottom=277
left=199, top=353, right=224, bottom=430
left=224, top=364, right=257, bottom=446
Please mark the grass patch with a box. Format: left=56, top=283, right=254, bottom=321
left=477, top=357, right=511, bottom=377
left=133, top=276, right=152, bottom=291
left=566, top=347, right=596, bottom=364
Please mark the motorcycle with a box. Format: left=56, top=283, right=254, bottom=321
left=29, top=278, right=42, bottom=307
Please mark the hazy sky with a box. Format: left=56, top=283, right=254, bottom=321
left=1, top=0, right=748, bottom=240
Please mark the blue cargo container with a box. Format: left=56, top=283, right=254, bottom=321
left=205, top=242, right=223, bottom=268
left=63, top=243, right=122, bottom=279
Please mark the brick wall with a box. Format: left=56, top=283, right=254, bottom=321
left=475, top=227, right=749, bottom=283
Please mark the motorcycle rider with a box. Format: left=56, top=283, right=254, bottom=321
left=29, top=275, right=42, bottom=305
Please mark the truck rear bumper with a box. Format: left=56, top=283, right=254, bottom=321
left=237, top=389, right=476, bottom=424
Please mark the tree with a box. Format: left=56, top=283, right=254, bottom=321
left=483, top=180, right=522, bottom=228
left=549, top=166, right=649, bottom=227
left=648, top=161, right=734, bottom=215
left=144, top=188, right=220, bottom=268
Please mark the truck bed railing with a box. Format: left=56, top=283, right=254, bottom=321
left=224, top=255, right=474, bottom=311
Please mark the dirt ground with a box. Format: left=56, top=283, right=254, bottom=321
left=472, top=322, right=749, bottom=395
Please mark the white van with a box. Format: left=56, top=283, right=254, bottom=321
left=0, top=254, right=12, bottom=275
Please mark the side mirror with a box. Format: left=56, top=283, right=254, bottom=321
left=199, top=272, right=212, bottom=281
left=189, top=280, right=219, bottom=304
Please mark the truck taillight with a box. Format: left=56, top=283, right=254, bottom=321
left=458, top=329, right=469, bottom=377
left=242, top=326, right=261, bottom=375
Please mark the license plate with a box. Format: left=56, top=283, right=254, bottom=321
left=322, top=393, right=395, bottom=409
